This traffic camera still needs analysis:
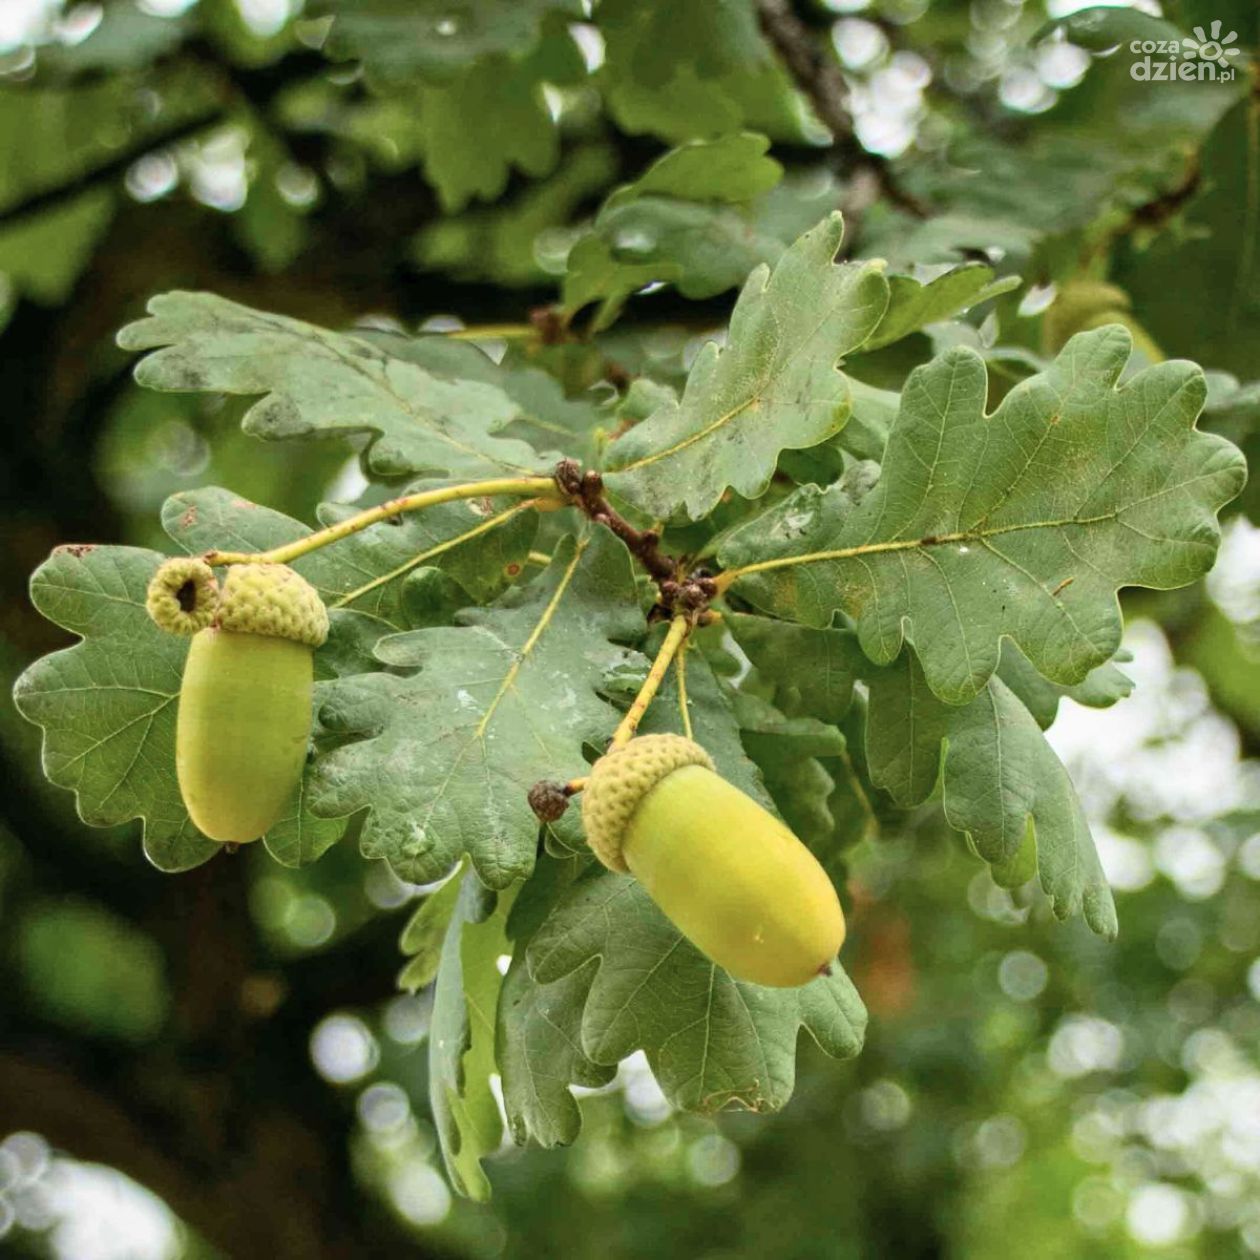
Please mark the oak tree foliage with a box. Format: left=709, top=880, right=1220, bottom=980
left=9, top=0, right=1256, bottom=1206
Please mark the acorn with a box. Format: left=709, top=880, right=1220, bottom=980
left=1042, top=279, right=1163, bottom=361
left=147, top=557, right=328, bottom=844
left=582, top=734, right=845, bottom=987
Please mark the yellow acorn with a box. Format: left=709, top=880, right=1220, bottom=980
left=582, top=734, right=845, bottom=987
left=147, top=558, right=328, bottom=844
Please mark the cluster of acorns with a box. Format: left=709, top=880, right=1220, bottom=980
left=147, top=558, right=845, bottom=989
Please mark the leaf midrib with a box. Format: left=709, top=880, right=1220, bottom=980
left=610, top=267, right=878, bottom=477
left=405, top=541, right=589, bottom=845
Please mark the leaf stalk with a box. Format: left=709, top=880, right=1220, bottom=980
left=676, top=643, right=694, bottom=742
left=444, top=323, right=537, bottom=341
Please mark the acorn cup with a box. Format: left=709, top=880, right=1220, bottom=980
left=147, top=557, right=329, bottom=844
left=582, top=734, right=845, bottom=988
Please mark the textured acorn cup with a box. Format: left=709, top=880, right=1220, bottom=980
left=145, top=555, right=220, bottom=634
left=582, top=734, right=845, bottom=988
left=147, top=559, right=329, bottom=844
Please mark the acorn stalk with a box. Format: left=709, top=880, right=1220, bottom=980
left=147, top=558, right=328, bottom=844
left=582, top=734, right=845, bottom=987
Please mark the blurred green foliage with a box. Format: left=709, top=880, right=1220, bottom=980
left=18, top=900, right=170, bottom=1041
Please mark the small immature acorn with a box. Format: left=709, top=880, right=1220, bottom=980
left=582, top=734, right=845, bottom=988
left=147, top=558, right=328, bottom=844
left=527, top=779, right=571, bottom=823
left=1041, top=279, right=1163, bottom=361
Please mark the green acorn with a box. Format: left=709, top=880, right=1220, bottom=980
left=582, top=734, right=845, bottom=988
left=147, top=558, right=328, bottom=844
left=1042, top=279, right=1163, bottom=361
